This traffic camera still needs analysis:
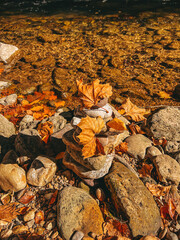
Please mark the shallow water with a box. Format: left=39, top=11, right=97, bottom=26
left=0, top=2, right=179, bottom=108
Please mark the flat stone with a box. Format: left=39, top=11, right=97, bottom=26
left=0, top=114, right=15, bottom=138
left=104, top=162, right=161, bottom=237
left=83, top=103, right=113, bottom=119
left=125, top=134, right=152, bottom=159
left=0, top=94, right=17, bottom=106
left=66, top=146, right=108, bottom=170
left=50, top=123, right=73, bottom=154
left=0, top=163, right=26, bottom=192
left=0, top=42, right=19, bottom=63
left=27, top=156, right=57, bottom=186
left=57, top=186, right=104, bottom=240
left=63, top=151, right=114, bottom=179
left=23, top=209, right=36, bottom=222
left=62, top=129, right=82, bottom=151
left=146, top=107, right=180, bottom=142
left=47, top=113, right=67, bottom=133
left=152, top=154, right=180, bottom=185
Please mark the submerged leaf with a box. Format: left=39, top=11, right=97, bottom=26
left=76, top=79, right=112, bottom=109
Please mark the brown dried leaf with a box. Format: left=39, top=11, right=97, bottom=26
left=157, top=91, right=171, bottom=99
left=138, top=163, right=153, bottom=178
left=128, top=123, right=145, bottom=135
left=37, top=121, right=53, bottom=144
left=152, top=137, right=167, bottom=148
left=76, top=79, right=112, bottom=109
left=119, top=98, right=150, bottom=122
left=74, top=116, right=105, bottom=158
left=146, top=183, right=171, bottom=197
left=35, top=210, right=44, bottom=224
left=0, top=203, right=20, bottom=222
left=115, top=142, right=128, bottom=155
left=107, top=118, right=126, bottom=132
left=18, top=191, right=35, bottom=204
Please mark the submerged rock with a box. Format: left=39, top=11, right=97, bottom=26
left=0, top=42, right=19, bottom=63
left=0, top=94, right=17, bottom=106
left=104, top=162, right=161, bottom=237
left=57, top=186, right=104, bottom=240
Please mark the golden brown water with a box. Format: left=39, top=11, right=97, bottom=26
left=0, top=9, right=179, bottom=108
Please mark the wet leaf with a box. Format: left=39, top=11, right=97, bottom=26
left=152, top=137, right=167, bottom=148
left=0, top=203, right=20, bottom=222
left=128, top=123, right=145, bottom=135
left=0, top=68, right=4, bottom=75
left=115, top=142, right=128, bottom=155
left=31, top=105, right=44, bottom=112
left=157, top=91, right=171, bottom=99
left=107, top=118, right=126, bottom=132
left=138, top=163, right=153, bottom=178
left=35, top=210, right=44, bottom=224
left=49, top=190, right=58, bottom=205
left=76, top=79, right=112, bottom=109
left=74, top=116, right=105, bottom=158
left=54, top=100, right=65, bottom=108
left=146, top=183, right=171, bottom=197
left=119, top=98, right=150, bottom=122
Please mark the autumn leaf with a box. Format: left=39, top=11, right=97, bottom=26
left=76, top=79, right=112, bottom=109
left=160, top=198, right=176, bottom=220
left=138, top=163, right=153, bottom=178
left=115, top=142, right=128, bottom=155
left=55, top=152, right=65, bottom=160
left=37, top=121, right=53, bottom=144
left=0, top=203, right=20, bottom=222
left=146, top=183, right=171, bottom=197
left=74, top=116, right=105, bottom=158
left=152, top=137, right=167, bottom=148
left=157, top=91, right=171, bottom=99
left=35, top=210, right=44, bottom=224
left=107, top=118, right=126, bottom=132
left=18, top=191, right=35, bottom=204
left=54, top=100, right=65, bottom=108
left=31, top=105, right=44, bottom=112
left=118, top=98, right=150, bottom=122
left=0, top=68, right=4, bottom=75
left=128, top=123, right=145, bottom=135
left=49, top=190, right=58, bottom=205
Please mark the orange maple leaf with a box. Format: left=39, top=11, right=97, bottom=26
left=74, top=116, right=105, bottom=158
left=119, top=98, right=150, bottom=122
left=76, top=79, right=112, bottom=109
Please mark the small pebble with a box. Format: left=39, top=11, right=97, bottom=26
left=12, top=225, right=29, bottom=235
left=166, top=231, right=178, bottom=240
left=34, top=227, right=45, bottom=235
left=96, top=188, right=105, bottom=201
left=26, top=219, right=35, bottom=228
left=71, top=230, right=84, bottom=240
left=23, top=209, right=36, bottom=222
left=51, top=231, right=59, bottom=239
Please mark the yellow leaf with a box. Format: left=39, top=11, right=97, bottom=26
left=119, top=98, right=150, bottom=122
left=76, top=79, right=112, bottom=109
left=107, top=118, right=126, bottom=131
left=74, top=116, right=105, bottom=158
left=31, top=105, right=43, bottom=112
left=54, top=100, right=65, bottom=108
left=157, top=91, right=171, bottom=99
left=21, top=100, right=29, bottom=106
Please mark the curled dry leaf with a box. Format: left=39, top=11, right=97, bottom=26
left=118, top=98, right=150, bottom=122
left=107, top=118, right=126, bottom=132
left=146, top=183, right=171, bottom=197
left=138, top=163, right=153, bottom=178
left=76, top=79, right=112, bottom=109
left=74, top=116, right=105, bottom=158
left=49, top=190, right=58, bottom=205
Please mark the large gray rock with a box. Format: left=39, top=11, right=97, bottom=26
left=63, top=151, right=114, bottom=179
left=48, top=113, right=67, bottom=133
left=104, top=162, right=161, bottom=237
left=19, top=115, right=39, bottom=132
left=125, top=134, right=152, bottom=159
left=0, top=163, right=26, bottom=192
left=27, top=156, right=57, bottom=186
left=152, top=154, right=180, bottom=185
left=147, top=107, right=180, bottom=142
left=0, top=114, right=15, bottom=138
left=57, top=186, right=104, bottom=240
left=0, top=81, right=10, bottom=90
left=0, top=94, right=17, bottom=106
